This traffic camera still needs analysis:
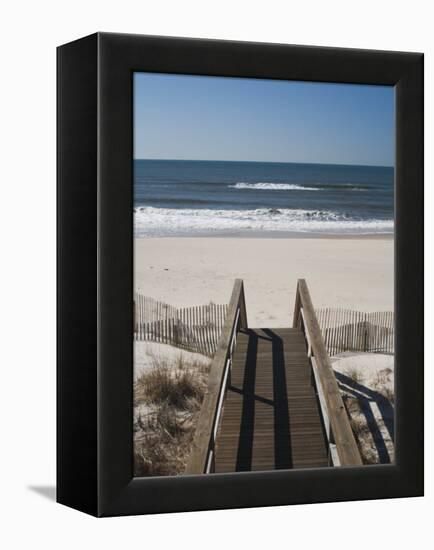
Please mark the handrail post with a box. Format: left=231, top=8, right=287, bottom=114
left=293, top=281, right=301, bottom=328
left=238, top=280, right=248, bottom=329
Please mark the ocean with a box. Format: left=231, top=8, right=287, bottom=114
left=134, top=159, right=394, bottom=237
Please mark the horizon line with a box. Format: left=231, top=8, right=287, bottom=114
left=133, top=157, right=394, bottom=169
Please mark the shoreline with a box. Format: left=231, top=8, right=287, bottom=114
left=134, top=232, right=394, bottom=240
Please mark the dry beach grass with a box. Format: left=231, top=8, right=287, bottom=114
left=133, top=351, right=210, bottom=476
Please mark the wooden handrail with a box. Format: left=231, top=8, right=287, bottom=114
left=293, top=279, right=363, bottom=467
left=185, top=279, right=247, bottom=474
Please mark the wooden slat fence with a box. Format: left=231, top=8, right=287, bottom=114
left=315, top=308, right=394, bottom=356
left=134, top=294, right=228, bottom=357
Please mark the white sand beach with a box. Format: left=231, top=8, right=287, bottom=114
left=134, top=236, right=394, bottom=328
left=134, top=341, right=210, bottom=381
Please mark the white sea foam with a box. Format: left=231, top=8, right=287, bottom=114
left=229, top=181, right=369, bottom=191
left=229, top=182, right=319, bottom=191
left=134, top=206, right=394, bottom=237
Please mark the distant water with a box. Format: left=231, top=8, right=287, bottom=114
left=134, top=159, right=394, bottom=237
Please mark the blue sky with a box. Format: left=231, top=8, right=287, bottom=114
left=134, top=73, right=394, bottom=167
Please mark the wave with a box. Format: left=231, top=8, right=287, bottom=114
left=228, top=181, right=369, bottom=191
left=229, top=182, right=318, bottom=191
left=135, top=197, right=224, bottom=207
left=134, top=206, right=394, bottom=237
left=316, top=183, right=370, bottom=190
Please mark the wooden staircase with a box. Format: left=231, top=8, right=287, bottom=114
left=214, top=327, right=329, bottom=472
left=185, top=279, right=362, bottom=475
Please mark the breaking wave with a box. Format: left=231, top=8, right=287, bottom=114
left=134, top=206, right=394, bottom=237
left=228, top=181, right=369, bottom=191
left=229, top=182, right=318, bottom=191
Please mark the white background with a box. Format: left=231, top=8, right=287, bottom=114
left=0, top=0, right=431, bottom=547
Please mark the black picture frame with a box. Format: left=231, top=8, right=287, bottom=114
left=57, top=32, right=424, bottom=517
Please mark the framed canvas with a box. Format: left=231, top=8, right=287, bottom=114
left=57, top=32, right=423, bottom=517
